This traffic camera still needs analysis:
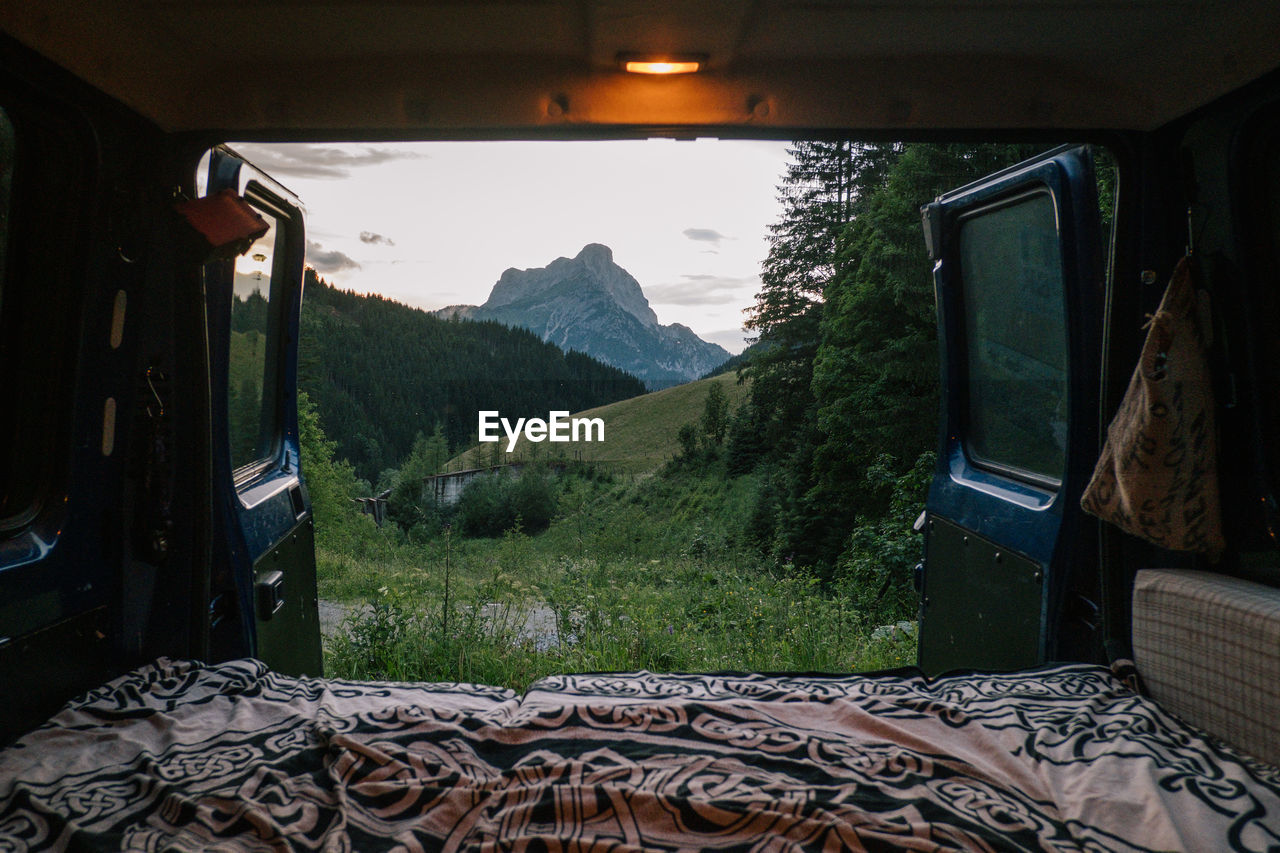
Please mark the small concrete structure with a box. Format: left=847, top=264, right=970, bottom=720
left=423, top=465, right=516, bottom=506
left=352, top=488, right=392, bottom=526
left=422, top=461, right=568, bottom=506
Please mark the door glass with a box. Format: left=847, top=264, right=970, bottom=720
left=229, top=207, right=281, bottom=471
left=959, top=191, right=1068, bottom=483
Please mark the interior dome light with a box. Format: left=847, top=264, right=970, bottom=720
left=619, top=54, right=705, bottom=75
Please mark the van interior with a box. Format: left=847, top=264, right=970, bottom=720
left=1, top=3, right=1279, bottom=850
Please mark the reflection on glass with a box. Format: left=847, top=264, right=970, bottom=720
left=228, top=210, right=279, bottom=471
left=960, top=192, right=1068, bottom=483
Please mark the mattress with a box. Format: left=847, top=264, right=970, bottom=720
left=1132, top=568, right=1280, bottom=767
left=0, top=658, right=1277, bottom=851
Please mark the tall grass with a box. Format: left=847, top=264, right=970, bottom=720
left=320, top=464, right=919, bottom=690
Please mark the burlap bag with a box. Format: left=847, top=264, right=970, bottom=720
left=1081, top=256, right=1224, bottom=560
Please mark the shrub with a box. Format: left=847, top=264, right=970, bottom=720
left=833, top=451, right=934, bottom=624
left=676, top=423, right=700, bottom=460
left=456, top=466, right=558, bottom=537
left=509, top=466, right=557, bottom=532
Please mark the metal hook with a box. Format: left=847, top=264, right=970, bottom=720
left=146, top=367, right=166, bottom=419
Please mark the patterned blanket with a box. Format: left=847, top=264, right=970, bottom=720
left=0, top=659, right=1278, bottom=851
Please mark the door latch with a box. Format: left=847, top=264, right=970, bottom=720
left=255, top=571, right=285, bottom=619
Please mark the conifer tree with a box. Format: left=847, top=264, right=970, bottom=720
left=700, top=382, right=729, bottom=447
left=387, top=427, right=449, bottom=531
left=738, top=141, right=899, bottom=571
left=741, top=140, right=1047, bottom=573
left=743, top=142, right=899, bottom=448
left=805, top=143, right=1045, bottom=562
left=297, top=390, right=371, bottom=549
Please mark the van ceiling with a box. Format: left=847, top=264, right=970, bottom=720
left=4, top=1, right=1279, bottom=136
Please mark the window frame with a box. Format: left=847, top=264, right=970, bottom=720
left=227, top=182, right=299, bottom=488
left=955, top=185, right=1071, bottom=492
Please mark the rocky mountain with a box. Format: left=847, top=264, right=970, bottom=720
left=438, top=244, right=730, bottom=388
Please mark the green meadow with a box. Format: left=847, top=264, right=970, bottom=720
left=452, top=372, right=750, bottom=476
left=309, top=377, right=922, bottom=690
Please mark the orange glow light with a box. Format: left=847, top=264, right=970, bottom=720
left=624, top=60, right=701, bottom=75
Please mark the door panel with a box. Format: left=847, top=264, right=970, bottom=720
left=253, top=517, right=318, bottom=676
left=922, top=516, right=1044, bottom=672
left=204, top=147, right=321, bottom=675
left=918, top=146, right=1104, bottom=675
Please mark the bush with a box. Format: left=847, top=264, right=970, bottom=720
left=833, top=451, right=934, bottom=624
left=297, top=390, right=379, bottom=552
left=511, top=466, right=557, bottom=530
left=456, top=465, right=558, bottom=537
left=676, top=423, right=700, bottom=460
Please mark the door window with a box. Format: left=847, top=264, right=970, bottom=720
left=959, top=190, right=1068, bottom=485
left=228, top=202, right=283, bottom=472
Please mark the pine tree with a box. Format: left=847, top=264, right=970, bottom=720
left=741, top=140, right=1046, bottom=573
left=738, top=142, right=899, bottom=571
left=297, top=390, right=372, bottom=549
left=700, top=382, right=729, bottom=447
left=746, top=141, right=898, bottom=344
left=808, top=143, right=1045, bottom=547
left=742, top=142, right=900, bottom=449
left=387, top=427, right=450, bottom=531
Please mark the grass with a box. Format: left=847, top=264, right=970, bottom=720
left=319, top=463, right=919, bottom=691
left=450, top=373, right=750, bottom=476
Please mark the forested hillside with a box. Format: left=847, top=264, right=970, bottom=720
left=295, top=272, right=646, bottom=481
left=731, top=142, right=1071, bottom=576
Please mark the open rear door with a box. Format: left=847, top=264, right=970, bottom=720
left=918, top=146, right=1105, bottom=674
left=202, top=147, right=321, bottom=675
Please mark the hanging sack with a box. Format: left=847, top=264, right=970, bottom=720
left=1081, top=255, right=1225, bottom=560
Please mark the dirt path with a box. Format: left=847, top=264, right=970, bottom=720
left=318, top=599, right=559, bottom=650
left=317, top=599, right=369, bottom=639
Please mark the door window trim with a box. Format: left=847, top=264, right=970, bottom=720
left=227, top=181, right=301, bottom=489
left=955, top=186, right=1070, bottom=492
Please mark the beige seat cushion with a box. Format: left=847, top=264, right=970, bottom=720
left=1132, top=568, right=1280, bottom=766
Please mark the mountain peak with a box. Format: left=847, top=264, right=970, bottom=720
left=486, top=243, right=658, bottom=329
left=460, top=245, right=730, bottom=387
left=576, top=243, right=613, bottom=264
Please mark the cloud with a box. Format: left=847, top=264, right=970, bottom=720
left=306, top=240, right=361, bottom=274
left=645, top=274, right=759, bottom=306
left=360, top=231, right=396, bottom=246
left=682, top=227, right=729, bottom=244
left=227, top=143, right=425, bottom=180
left=700, top=328, right=751, bottom=355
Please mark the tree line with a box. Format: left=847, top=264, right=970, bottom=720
left=292, top=271, right=646, bottom=483
left=724, top=142, right=1052, bottom=590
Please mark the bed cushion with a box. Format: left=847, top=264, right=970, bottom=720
left=2, top=658, right=1279, bottom=850
left=1132, top=568, right=1280, bottom=766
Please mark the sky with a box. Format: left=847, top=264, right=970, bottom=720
left=229, top=140, right=794, bottom=354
